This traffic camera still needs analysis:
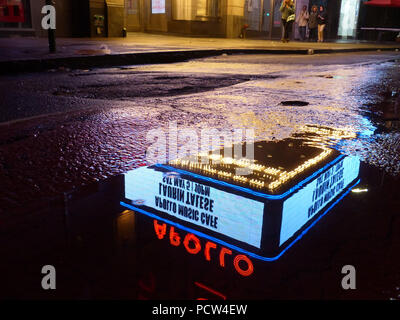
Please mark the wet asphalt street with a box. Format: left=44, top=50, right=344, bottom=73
left=1, top=51, right=400, bottom=300
left=1, top=52, right=399, bottom=213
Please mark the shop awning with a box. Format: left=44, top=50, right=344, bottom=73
left=364, top=0, right=400, bottom=7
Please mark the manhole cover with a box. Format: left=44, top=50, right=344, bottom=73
left=280, top=101, right=309, bottom=106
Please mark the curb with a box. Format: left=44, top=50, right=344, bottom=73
left=1, top=47, right=399, bottom=74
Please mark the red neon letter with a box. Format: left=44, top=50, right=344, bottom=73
left=204, top=241, right=217, bottom=261
left=183, top=233, right=201, bottom=254
left=219, top=247, right=232, bottom=267
left=169, top=226, right=181, bottom=246
left=233, top=255, right=254, bottom=277
left=153, top=220, right=167, bottom=240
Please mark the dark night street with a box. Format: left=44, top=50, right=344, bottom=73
left=1, top=51, right=400, bottom=301
left=2, top=0, right=400, bottom=309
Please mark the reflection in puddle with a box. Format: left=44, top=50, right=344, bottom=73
left=122, top=133, right=360, bottom=261
left=3, top=126, right=400, bottom=300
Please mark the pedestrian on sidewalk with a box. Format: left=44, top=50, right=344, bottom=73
left=308, top=5, right=318, bottom=42
left=280, top=0, right=295, bottom=43
left=296, top=5, right=309, bottom=41
left=317, top=5, right=328, bottom=42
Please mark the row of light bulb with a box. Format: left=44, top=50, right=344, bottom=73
left=301, top=126, right=356, bottom=140
left=268, top=149, right=332, bottom=190
left=170, top=146, right=334, bottom=192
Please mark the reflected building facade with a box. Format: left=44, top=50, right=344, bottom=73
left=1, top=1, right=398, bottom=40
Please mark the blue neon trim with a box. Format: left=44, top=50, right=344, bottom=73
left=155, top=155, right=345, bottom=201
left=120, top=178, right=360, bottom=262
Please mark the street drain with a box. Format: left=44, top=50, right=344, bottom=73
left=280, top=101, right=309, bottom=106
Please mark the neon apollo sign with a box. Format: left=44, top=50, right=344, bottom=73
left=153, top=219, right=254, bottom=277
left=122, top=139, right=360, bottom=276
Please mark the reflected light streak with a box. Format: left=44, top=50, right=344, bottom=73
left=351, top=188, right=368, bottom=193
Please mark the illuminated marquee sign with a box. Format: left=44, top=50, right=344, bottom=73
left=152, top=0, right=165, bottom=14
left=280, top=155, right=360, bottom=245
left=125, top=166, right=265, bottom=248
left=122, top=132, right=360, bottom=261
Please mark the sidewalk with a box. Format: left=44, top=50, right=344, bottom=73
left=1, top=32, right=399, bottom=73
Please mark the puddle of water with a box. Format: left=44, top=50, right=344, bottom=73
left=123, top=137, right=360, bottom=260
left=2, top=57, right=400, bottom=299
left=2, top=126, right=399, bottom=300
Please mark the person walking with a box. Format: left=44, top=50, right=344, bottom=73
left=296, top=5, right=309, bottom=41
left=308, top=5, right=318, bottom=42
left=317, top=5, right=328, bottom=42
left=280, top=0, right=295, bottom=43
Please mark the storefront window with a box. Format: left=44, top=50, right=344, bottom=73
left=338, top=0, right=361, bottom=38
left=0, top=0, right=31, bottom=29
left=172, top=0, right=220, bottom=21
left=152, top=0, right=166, bottom=14
left=245, top=0, right=261, bottom=30
left=273, top=0, right=281, bottom=26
